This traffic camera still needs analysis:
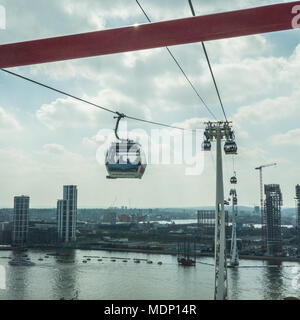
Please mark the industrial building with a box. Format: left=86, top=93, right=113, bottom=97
left=102, top=210, right=117, bottom=224
left=12, top=196, right=30, bottom=247
left=57, top=185, right=78, bottom=243
left=197, top=210, right=229, bottom=238
left=264, top=184, right=282, bottom=256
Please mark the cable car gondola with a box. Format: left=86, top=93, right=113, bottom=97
left=230, top=176, right=237, bottom=184
left=224, top=140, right=237, bottom=155
left=202, top=140, right=211, bottom=151
left=105, top=140, right=146, bottom=179
left=230, top=172, right=237, bottom=184
left=105, top=113, right=147, bottom=179
left=202, top=130, right=211, bottom=151
left=224, top=128, right=237, bottom=155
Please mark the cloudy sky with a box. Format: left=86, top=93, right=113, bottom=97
left=0, top=0, right=299, bottom=208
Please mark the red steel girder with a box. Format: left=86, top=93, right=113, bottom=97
left=0, top=1, right=299, bottom=68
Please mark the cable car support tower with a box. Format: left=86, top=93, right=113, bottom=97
left=204, top=121, right=237, bottom=300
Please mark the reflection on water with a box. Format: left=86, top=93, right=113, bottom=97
left=53, top=250, right=78, bottom=300
left=262, top=261, right=285, bottom=300
left=228, top=267, right=241, bottom=300
left=6, top=250, right=29, bottom=299
left=0, top=249, right=299, bottom=300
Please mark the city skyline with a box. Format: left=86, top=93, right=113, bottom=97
left=0, top=0, right=300, bottom=208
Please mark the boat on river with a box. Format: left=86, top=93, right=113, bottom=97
left=9, top=259, right=35, bottom=266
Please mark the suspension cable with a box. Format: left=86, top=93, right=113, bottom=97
left=232, top=155, right=235, bottom=174
left=0, top=68, right=190, bottom=131
left=135, top=0, right=218, bottom=121
left=188, top=0, right=228, bottom=122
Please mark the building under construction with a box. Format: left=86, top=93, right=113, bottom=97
left=296, top=185, right=300, bottom=256
left=264, top=184, right=282, bottom=256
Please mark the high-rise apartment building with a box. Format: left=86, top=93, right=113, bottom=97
left=57, top=185, right=77, bottom=243
left=12, top=196, right=29, bottom=247
left=264, top=184, right=282, bottom=255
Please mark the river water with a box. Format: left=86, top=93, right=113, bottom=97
left=0, top=249, right=299, bottom=300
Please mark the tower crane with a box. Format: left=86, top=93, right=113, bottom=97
left=255, top=163, right=277, bottom=253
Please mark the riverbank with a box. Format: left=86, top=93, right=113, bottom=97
left=74, top=246, right=300, bottom=263
left=239, top=255, right=300, bottom=263
left=2, top=244, right=300, bottom=263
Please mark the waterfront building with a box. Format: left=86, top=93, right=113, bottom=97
left=12, top=196, right=29, bottom=247
left=28, top=221, right=57, bottom=245
left=118, top=214, right=131, bottom=223
left=57, top=185, right=77, bottom=243
left=102, top=210, right=117, bottom=224
left=264, top=184, right=282, bottom=256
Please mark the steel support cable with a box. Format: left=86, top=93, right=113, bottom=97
left=1, top=68, right=190, bottom=131
left=188, top=0, right=228, bottom=122
left=135, top=0, right=218, bottom=121
left=232, top=155, right=235, bottom=173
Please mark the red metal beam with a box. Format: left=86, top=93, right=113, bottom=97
left=0, top=1, right=299, bottom=69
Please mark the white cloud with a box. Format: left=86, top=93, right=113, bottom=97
left=172, top=117, right=208, bottom=130
left=122, top=49, right=162, bottom=68
left=63, top=2, right=107, bottom=30
left=271, top=128, right=300, bottom=146
left=203, top=35, right=270, bottom=63
left=0, top=107, right=22, bottom=132
left=36, top=97, right=102, bottom=130
left=82, top=137, right=98, bottom=150
left=198, top=56, right=285, bottom=104
left=62, top=0, right=138, bottom=24
left=279, top=43, right=300, bottom=88
left=233, top=91, right=300, bottom=125
left=43, top=143, right=65, bottom=154
left=36, top=89, right=151, bottom=129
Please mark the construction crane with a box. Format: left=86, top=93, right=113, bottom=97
left=255, top=163, right=277, bottom=253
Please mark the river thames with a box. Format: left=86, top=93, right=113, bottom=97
left=0, top=249, right=299, bottom=300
